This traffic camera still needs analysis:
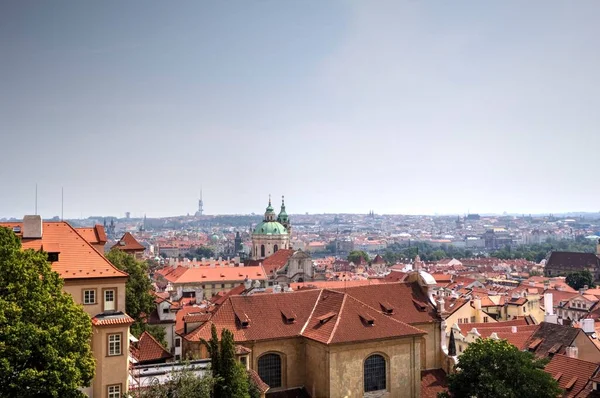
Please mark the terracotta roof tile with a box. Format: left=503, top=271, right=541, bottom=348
left=75, top=225, right=107, bottom=245
left=544, top=354, right=600, bottom=398
left=525, top=322, right=580, bottom=358
left=421, top=369, right=448, bottom=398
left=247, top=369, right=269, bottom=393
left=91, top=312, right=135, bottom=326
left=111, top=232, right=145, bottom=252
left=261, top=249, right=295, bottom=275
left=160, top=266, right=266, bottom=284
left=0, top=222, right=127, bottom=280
left=132, top=331, right=173, bottom=364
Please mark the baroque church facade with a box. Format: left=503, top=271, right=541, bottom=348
left=251, top=196, right=291, bottom=260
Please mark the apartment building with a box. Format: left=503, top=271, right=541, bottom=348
left=1, top=216, right=132, bottom=398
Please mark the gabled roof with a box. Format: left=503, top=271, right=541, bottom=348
left=183, top=282, right=434, bottom=345
left=546, top=252, right=600, bottom=271
left=111, top=232, right=145, bottom=252
left=261, top=249, right=295, bottom=275
left=0, top=222, right=128, bottom=280
left=131, top=331, right=173, bottom=364
left=524, top=322, right=580, bottom=358
left=544, top=354, right=600, bottom=398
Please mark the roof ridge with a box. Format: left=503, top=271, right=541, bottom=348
left=66, top=222, right=129, bottom=278
left=552, top=353, right=600, bottom=366
left=300, top=289, right=324, bottom=335
left=327, top=292, right=348, bottom=344
left=140, top=330, right=171, bottom=355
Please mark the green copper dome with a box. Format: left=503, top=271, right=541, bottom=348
left=253, top=221, right=288, bottom=235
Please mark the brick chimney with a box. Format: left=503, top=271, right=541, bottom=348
left=22, top=215, right=43, bottom=239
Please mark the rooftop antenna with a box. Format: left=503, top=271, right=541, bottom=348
left=35, top=183, right=38, bottom=215
left=61, top=187, right=64, bottom=221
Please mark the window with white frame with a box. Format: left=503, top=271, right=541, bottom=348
left=107, top=384, right=120, bottom=398
left=104, top=289, right=115, bottom=312
left=83, top=289, right=96, bottom=305
left=108, top=334, right=121, bottom=356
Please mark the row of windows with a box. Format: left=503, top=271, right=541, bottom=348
left=82, top=288, right=116, bottom=312
left=256, top=353, right=386, bottom=393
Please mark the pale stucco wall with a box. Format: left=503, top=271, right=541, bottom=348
left=304, top=339, right=329, bottom=398
left=92, top=324, right=130, bottom=398
left=249, top=337, right=305, bottom=392
left=63, top=278, right=127, bottom=316
left=415, top=322, right=441, bottom=370
left=328, top=337, right=421, bottom=398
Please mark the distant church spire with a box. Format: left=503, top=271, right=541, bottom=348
left=196, top=187, right=204, bottom=216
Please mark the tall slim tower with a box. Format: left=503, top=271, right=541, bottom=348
left=196, top=189, right=204, bottom=216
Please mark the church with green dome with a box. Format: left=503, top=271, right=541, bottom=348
left=251, top=196, right=291, bottom=260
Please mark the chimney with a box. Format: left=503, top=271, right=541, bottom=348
left=582, top=318, right=595, bottom=334
left=22, top=215, right=42, bottom=239
left=194, top=288, right=203, bottom=304
left=511, top=326, right=518, bottom=333
left=474, top=297, right=482, bottom=311
left=437, top=297, right=446, bottom=315
left=565, top=346, right=579, bottom=359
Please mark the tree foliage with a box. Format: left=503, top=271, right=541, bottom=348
left=566, top=270, right=595, bottom=290
left=184, top=246, right=216, bottom=260
left=106, top=249, right=155, bottom=334
left=347, top=250, right=369, bottom=264
left=441, top=338, right=562, bottom=398
left=202, top=325, right=252, bottom=398
left=0, top=226, right=95, bottom=397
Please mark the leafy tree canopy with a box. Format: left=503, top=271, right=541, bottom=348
left=106, top=250, right=155, bottom=337
left=348, top=250, right=369, bottom=264
left=184, top=246, right=215, bottom=260
left=566, top=270, right=595, bottom=290
left=440, top=338, right=561, bottom=398
left=0, top=226, right=95, bottom=397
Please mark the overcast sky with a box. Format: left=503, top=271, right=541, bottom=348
left=1, top=1, right=599, bottom=218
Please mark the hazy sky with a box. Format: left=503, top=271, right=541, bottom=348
left=2, top=1, right=600, bottom=218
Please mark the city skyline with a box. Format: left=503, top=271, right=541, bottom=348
left=2, top=1, right=600, bottom=218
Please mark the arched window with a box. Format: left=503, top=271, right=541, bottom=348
left=261, top=245, right=265, bottom=258
left=274, top=244, right=279, bottom=253
left=364, top=354, right=386, bottom=392
left=258, top=353, right=282, bottom=388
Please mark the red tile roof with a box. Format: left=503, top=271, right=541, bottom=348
left=184, top=282, right=435, bottom=345
left=421, top=369, right=448, bottom=398
left=91, top=313, right=135, bottom=326
left=111, top=232, right=145, bottom=252
left=289, top=279, right=386, bottom=290
left=75, top=225, right=107, bottom=245
left=132, top=331, right=173, bottom=364
left=544, top=354, right=600, bottom=398
left=160, top=266, right=267, bottom=284
left=0, top=222, right=128, bottom=280
left=261, top=249, right=295, bottom=275
left=247, top=369, right=269, bottom=393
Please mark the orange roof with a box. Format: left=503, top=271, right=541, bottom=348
left=161, top=266, right=267, bottom=284
left=0, top=222, right=127, bottom=280
left=91, top=312, right=135, bottom=326
left=132, top=331, right=173, bottom=363
left=262, top=249, right=295, bottom=275
left=111, top=232, right=145, bottom=252
left=184, top=281, right=437, bottom=344
left=75, top=225, right=107, bottom=245
left=290, top=279, right=386, bottom=290
left=544, top=354, right=599, bottom=398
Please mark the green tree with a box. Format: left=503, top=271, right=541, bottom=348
left=0, top=226, right=95, bottom=397
left=106, top=250, right=155, bottom=335
left=185, top=246, right=215, bottom=260
left=565, top=270, right=595, bottom=290
left=220, top=329, right=250, bottom=398
left=440, top=338, right=561, bottom=398
left=202, top=326, right=252, bottom=398
left=348, top=250, right=369, bottom=264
